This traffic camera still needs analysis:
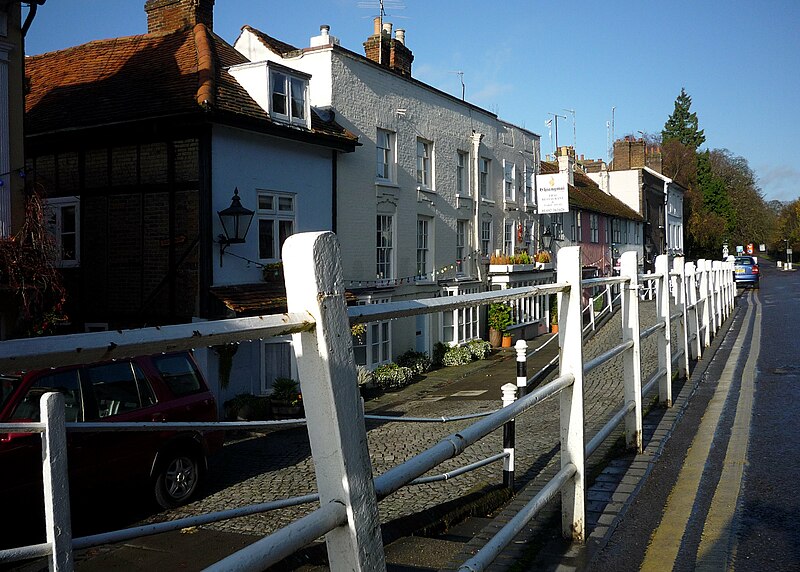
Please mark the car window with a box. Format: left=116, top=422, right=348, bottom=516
left=153, top=354, right=203, bottom=396
left=735, top=257, right=754, bottom=265
left=1, top=375, right=22, bottom=410
left=85, top=362, right=156, bottom=418
left=10, top=370, right=83, bottom=422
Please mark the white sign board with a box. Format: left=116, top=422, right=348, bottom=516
left=535, top=173, right=569, bottom=214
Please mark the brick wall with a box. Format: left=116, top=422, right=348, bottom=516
left=30, top=138, right=201, bottom=329
left=145, top=0, right=214, bottom=34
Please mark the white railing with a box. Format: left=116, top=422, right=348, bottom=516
left=0, top=232, right=735, bottom=572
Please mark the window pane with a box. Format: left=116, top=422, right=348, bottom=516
left=61, top=206, right=76, bottom=233
left=259, top=219, right=275, bottom=259
left=278, top=196, right=293, bottom=212
left=290, top=77, right=305, bottom=119
left=258, top=195, right=274, bottom=211
left=153, top=354, right=201, bottom=396
left=278, top=220, right=294, bottom=255
left=86, top=362, right=143, bottom=418
left=11, top=371, right=83, bottom=423
left=263, top=342, right=293, bottom=391
left=271, top=72, right=287, bottom=115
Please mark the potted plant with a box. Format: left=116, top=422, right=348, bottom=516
left=501, top=332, right=513, bottom=348
left=488, top=303, right=513, bottom=347
left=269, top=377, right=303, bottom=418
left=549, top=295, right=559, bottom=334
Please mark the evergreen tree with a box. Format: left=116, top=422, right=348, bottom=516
left=662, top=88, right=706, bottom=150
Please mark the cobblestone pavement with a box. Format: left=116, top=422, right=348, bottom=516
left=136, top=300, right=674, bottom=546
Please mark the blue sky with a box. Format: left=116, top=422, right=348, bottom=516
left=23, top=0, right=800, bottom=203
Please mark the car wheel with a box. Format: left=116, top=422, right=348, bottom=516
left=154, top=451, right=202, bottom=509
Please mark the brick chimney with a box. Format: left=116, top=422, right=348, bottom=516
left=363, top=17, right=414, bottom=77
left=557, top=146, right=575, bottom=186
left=612, top=137, right=646, bottom=171
left=145, top=0, right=214, bottom=34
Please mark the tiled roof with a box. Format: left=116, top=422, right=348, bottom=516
left=210, top=282, right=357, bottom=316
left=240, top=25, right=300, bottom=56
left=541, top=162, right=643, bottom=221
left=25, top=25, right=356, bottom=145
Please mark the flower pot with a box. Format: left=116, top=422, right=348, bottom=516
left=550, top=323, right=559, bottom=334
left=501, top=335, right=513, bottom=348
left=489, top=327, right=503, bottom=348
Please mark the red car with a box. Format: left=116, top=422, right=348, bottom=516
left=0, top=351, right=221, bottom=511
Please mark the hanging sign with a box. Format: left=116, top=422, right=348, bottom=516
left=535, top=173, right=569, bottom=214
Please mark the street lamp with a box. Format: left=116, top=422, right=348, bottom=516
left=217, top=187, right=254, bottom=267
left=541, top=226, right=553, bottom=251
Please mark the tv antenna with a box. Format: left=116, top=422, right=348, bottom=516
left=547, top=112, right=567, bottom=154
left=563, top=108, right=576, bottom=150
left=451, top=71, right=465, bottom=100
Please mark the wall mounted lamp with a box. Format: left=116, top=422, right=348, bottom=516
left=217, top=187, right=254, bottom=267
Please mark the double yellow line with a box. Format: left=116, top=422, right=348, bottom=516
left=641, top=291, right=760, bottom=571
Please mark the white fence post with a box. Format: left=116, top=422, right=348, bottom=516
left=619, top=252, right=643, bottom=453
left=685, top=261, right=701, bottom=360
left=673, top=257, right=689, bottom=379
left=41, top=392, right=73, bottom=572
left=556, top=246, right=585, bottom=542
left=698, top=259, right=711, bottom=348
left=655, top=255, right=673, bottom=407
left=283, top=232, right=385, bottom=572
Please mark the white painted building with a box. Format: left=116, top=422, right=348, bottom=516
left=231, top=20, right=546, bottom=366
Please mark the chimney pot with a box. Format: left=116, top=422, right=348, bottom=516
left=395, top=29, right=405, bottom=44
left=320, top=24, right=330, bottom=35
left=382, top=22, right=393, bottom=35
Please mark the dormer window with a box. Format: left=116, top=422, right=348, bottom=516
left=268, top=63, right=310, bottom=128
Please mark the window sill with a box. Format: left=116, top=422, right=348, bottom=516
left=375, top=180, right=399, bottom=190
left=417, top=187, right=436, bottom=203
left=480, top=197, right=496, bottom=205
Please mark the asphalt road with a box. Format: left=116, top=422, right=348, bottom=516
left=587, top=260, right=800, bottom=571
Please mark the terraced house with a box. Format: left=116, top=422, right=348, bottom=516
left=22, top=0, right=357, bottom=408
left=232, top=18, right=551, bottom=366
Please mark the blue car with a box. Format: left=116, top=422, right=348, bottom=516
left=733, top=256, right=760, bottom=288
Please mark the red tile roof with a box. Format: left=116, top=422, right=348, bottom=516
left=25, top=25, right=357, bottom=145
left=541, top=162, right=643, bottom=221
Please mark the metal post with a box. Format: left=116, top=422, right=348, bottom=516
left=673, top=257, right=689, bottom=379
left=283, top=232, right=385, bottom=572
left=515, top=339, right=528, bottom=397
left=41, top=392, right=73, bottom=572
left=556, top=246, right=585, bottom=542
left=655, top=255, right=673, bottom=407
left=619, top=252, right=643, bottom=452
left=501, top=383, right=517, bottom=491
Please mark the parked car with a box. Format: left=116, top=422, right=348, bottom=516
left=733, top=256, right=760, bottom=288
left=0, top=351, right=221, bottom=511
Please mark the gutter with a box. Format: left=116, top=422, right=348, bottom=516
left=21, top=1, right=46, bottom=38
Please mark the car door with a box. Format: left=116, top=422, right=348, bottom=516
left=80, top=360, right=161, bottom=488
left=0, top=369, right=90, bottom=503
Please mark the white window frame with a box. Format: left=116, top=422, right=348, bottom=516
left=257, top=191, right=296, bottom=262
left=456, top=151, right=469, bottom=196
left=481, top=220, right=492, bottom=256
left=261, top=338, right=296, bottom=394
left=524, top=165, right=534, bottom=205
left=456, top=219, right=469, bottom=275
left=479, top=158, right=490, bottom=198
left=503, top=160, right=515, bottom=201
left=416, top=138, right=433, bottom=189
left=504, top=221, right=514, bottom=255
left=376, top=129, right=395, bottom=182
left=441, top=285, right=481, bottom=346
left=590, top=213, right=599, bottom=243
left=268, top=65, right=310, bottom=128
left=376, top=214, right=394, bottom=279
left=352, top=297, right=392, bottom=369
left=416, top=216, right=431, bottom=278
left=46, top=196, right=80, bottom=268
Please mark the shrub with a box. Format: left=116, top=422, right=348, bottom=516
left=467, top=340, right=491, bottom=360
left=442, top=345, right=473, bottom=367
left=224, top=393, right=271, bottom=421
left=396, top=350, right=432, bottom=376
left=488, top=303, right=513, bottom=333
left=372, top=363, right=414, bottom=390
left=432, top=342, right=448, bottom=367
left=271, top=377, right=301, bottom=405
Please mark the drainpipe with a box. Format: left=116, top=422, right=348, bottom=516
left=22, top=1, right=47, bottom=37
left=471, top=132, right=484, bottom=283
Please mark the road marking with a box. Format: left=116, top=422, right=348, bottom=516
left=695, top=292, right=760, bottom=570
left=640, top=291, right=755, bottom=572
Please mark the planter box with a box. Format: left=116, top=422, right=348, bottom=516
left=535, top=262, right=555, bottom=270
left=489, top=264, right=536, bottom=273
